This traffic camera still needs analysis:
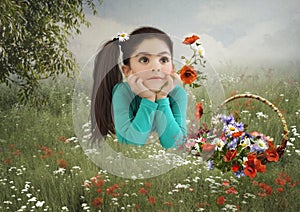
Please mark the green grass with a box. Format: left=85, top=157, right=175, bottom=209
left=0, top=67, right=300, bottom=211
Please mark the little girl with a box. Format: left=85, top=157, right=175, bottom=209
left=91, top=27, right=187, bottom=149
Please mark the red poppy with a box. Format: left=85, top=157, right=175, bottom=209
left=250, top=131, right=260, bottom=137
left=285, top=175, right=291, bottom=182
left=90, top=177, right=97, bottom=184
left=202, top=143, right=215, bottom=153
left=244, top=164, right=257, bottom=178
left=232, top=131, right=243, bottom=138
left=82, top=182, right=91, bottom=188
left=4, top=157, right=12, bottom=165
left=223, top=149, right=237, bottom=162
left=179, top=65, right=197, bottom=84
left=195, top=102, right=203, bottom=120
left=138, top=187, right=148, bottom=195
left=148, top=196, right=156, bottom=204
left=244, top=153, right=266, bottom=178
left=57, top=159, right=68, bottom=169
left=231, top=164, right=240, bottom=173
left=225, top=187, right=238, bottom=194
left=95, top=179, right=105, bottom=187
left=254, top=159, right=266, bottom=173
left=112, top=193, right=120, bottom=197
left=264, top=185, right=273, bottom=195
left=258, top=182, right=265, bottom=188
left=258, top=192, right=267, bottom=197
left=265, top=149, right=279, bottom=162
left=144, top=182, right=151, bottom=188
left=45, top=148, right=53, bottom=156
left=222, top=181, right=230, bottom=187
left=106, top=186, right=115, bottom=195
left=12, top=150, right=21, bottom=156
left=267, top=140, right=275, bottom=149
left=96, top=188, right=103, bottom=194
left=92, top=197, right=103, bottom=208
left=40, top=154, right=48, bottom=159
left=277, top=187, right=285, bottom=193
left=58, top=136, right=67, bottom=142
left=112, top=183, right=119, bottom=189
left=183, top=35, right=200, bottom=44
left=216, top=196, right=226, bottom=205
left=275, top=177, right=286, bottom=186
left=289, top=181, right=297, bottom=188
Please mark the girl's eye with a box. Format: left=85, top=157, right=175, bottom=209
left=160, top=57, right=170, bottom=63
left=138, top=56, right=149, bottom=63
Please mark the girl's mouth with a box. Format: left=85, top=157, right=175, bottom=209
left=148, top=76, right=164, bottom=80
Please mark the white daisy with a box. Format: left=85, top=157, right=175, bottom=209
left=213, top=138, right=225, bottom=151
left=117, top=32, right=129, bottom=42
left=240, top=137, right=252, bottom=149
left=197, top=46, right=206, bottom=58
left=255, top=138, right=268, bottom=150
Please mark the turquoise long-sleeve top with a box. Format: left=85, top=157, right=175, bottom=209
left=112, top=82, right=187, bottom=148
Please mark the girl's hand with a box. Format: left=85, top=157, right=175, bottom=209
left=156, top=73, right=180, bottom=99
left=128, top=75, right=156, bottom=102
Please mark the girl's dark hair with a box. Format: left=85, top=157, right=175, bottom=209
left=91, top=26, right=173, bottom=143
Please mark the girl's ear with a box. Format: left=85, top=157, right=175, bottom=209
left=121, top=65, right=131, bottom=77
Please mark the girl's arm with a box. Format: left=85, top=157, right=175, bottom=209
left=154, top=86, right=187, bottom=148
left=112, top=83, right=158, bottom=146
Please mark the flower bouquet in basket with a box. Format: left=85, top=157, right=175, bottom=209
left=185, top=95, right=289, bottom=179
left=178, top=35, right=289, bottom=179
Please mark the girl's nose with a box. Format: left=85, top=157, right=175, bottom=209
left=151, top=60, right=161, bottom=72
left=151, top=69, right=160, bottom=72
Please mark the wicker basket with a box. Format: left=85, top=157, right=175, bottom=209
left=216, top=94, right=289, bottom=164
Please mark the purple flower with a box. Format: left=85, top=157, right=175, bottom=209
left=207, top=160, right=214, bottom=170
left=221, top=115, right=235, bottom=125
left=235, top=122, right=244, bottom=132
left=226, top=138, right=238, bottom=149
left=242, top=133, right=254, bottom=140
left=221, top=114, right=244, bottom=132
left=250, top=144, right=265, bottom=153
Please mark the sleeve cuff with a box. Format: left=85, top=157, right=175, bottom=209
left=140, top=98, right=158, bottom=109
left=156, top=97, right=170, bottom=106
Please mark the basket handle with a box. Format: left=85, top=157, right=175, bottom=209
left=217, top=94, right=289, bottom=159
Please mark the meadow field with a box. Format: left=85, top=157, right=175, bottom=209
left=0, top=66, right=299, bottom=211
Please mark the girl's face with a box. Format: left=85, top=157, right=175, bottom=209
left=122, top=38, right=174, bottom=81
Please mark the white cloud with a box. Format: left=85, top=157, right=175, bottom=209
left=70, top=0, right=300, bottom=72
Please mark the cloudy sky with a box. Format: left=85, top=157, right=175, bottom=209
left=70, top=0, right=300, bottom=71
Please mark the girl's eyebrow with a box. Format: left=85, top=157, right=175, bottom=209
left=134, top=51, right=171, bottom=57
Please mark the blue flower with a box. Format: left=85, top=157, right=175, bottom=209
left=234, top=170, right=245, bottom=178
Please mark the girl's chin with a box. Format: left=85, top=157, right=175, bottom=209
left=144, top=79, right=167, bottom=92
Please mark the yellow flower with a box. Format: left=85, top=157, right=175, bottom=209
left=198, top=46, right=206, bottom=58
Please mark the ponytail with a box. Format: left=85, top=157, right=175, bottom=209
left=91, top=40, right=122, bottom=142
